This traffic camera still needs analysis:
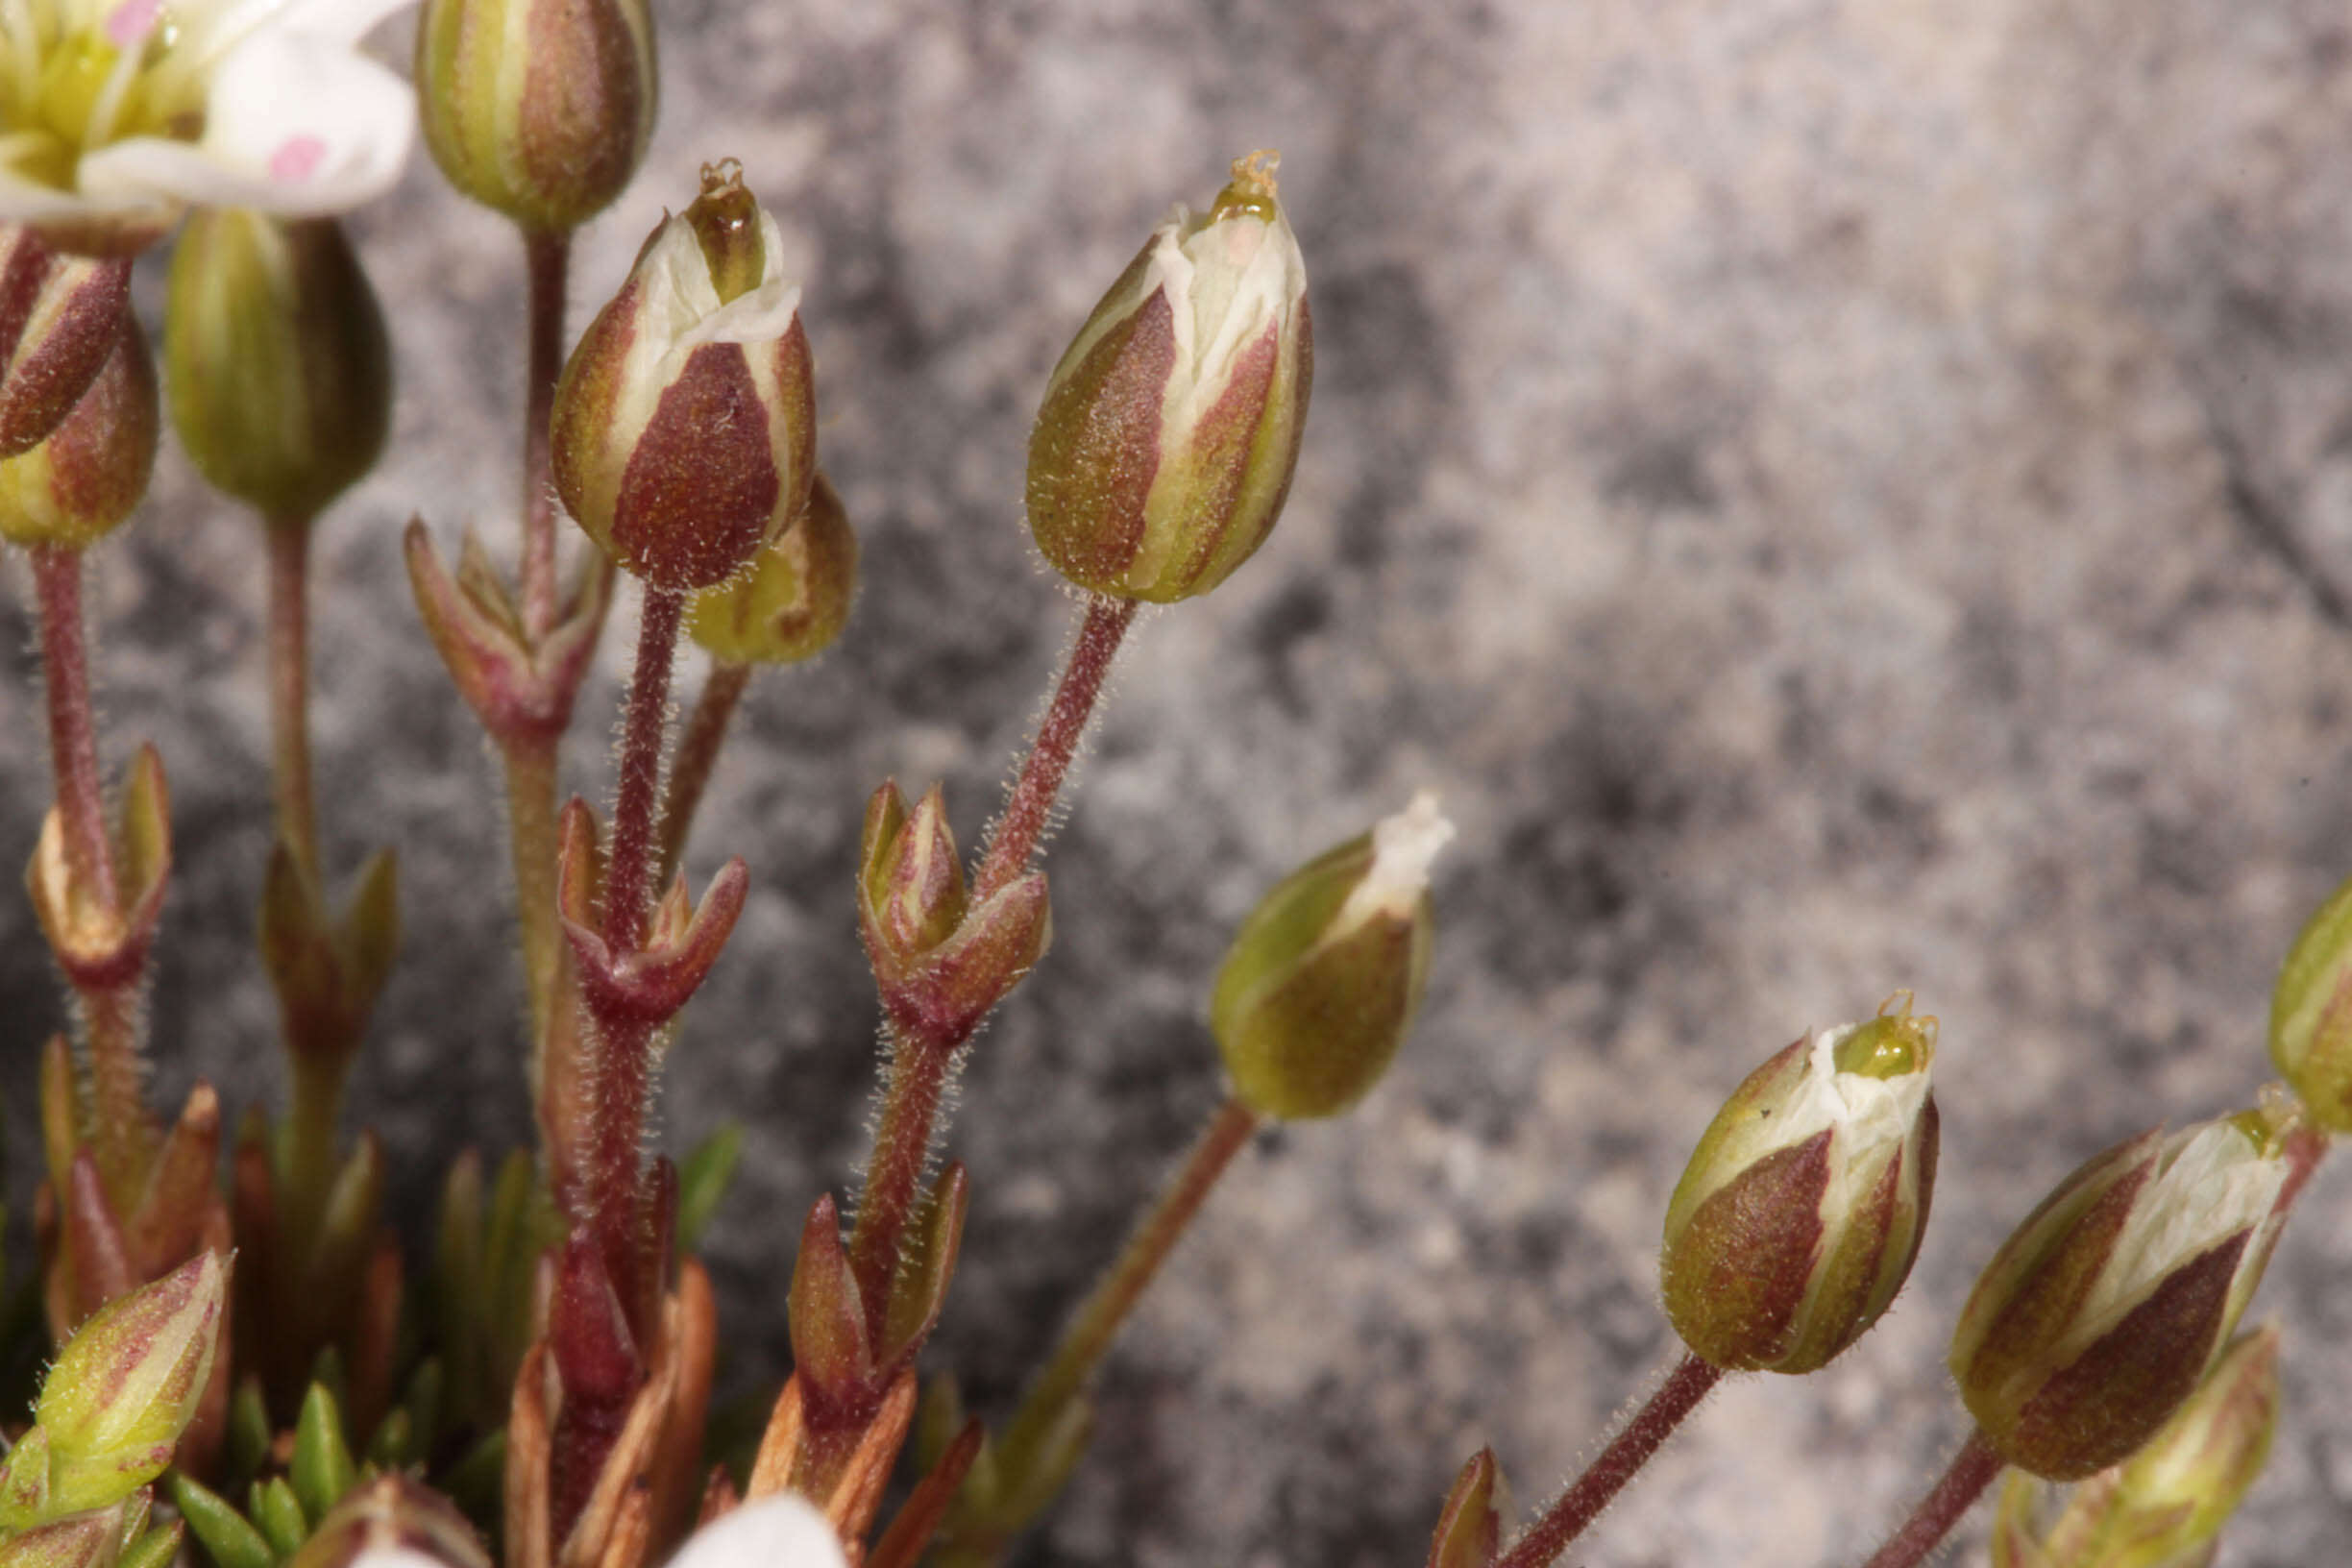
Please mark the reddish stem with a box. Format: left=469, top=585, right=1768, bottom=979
left=579, top=581, right=687, bottom=1329
left=848, top=1024, right=957, bottom=1331
left=266, top=519, right=320, bottom=877
left=971, top=593, right=1136, bottom=901
left=33, top=545, right=117, bottom=909
left=1495, top=1354, right=1725, bottom=1568
left=519, top=228, right=570, bottom=640
left=657, top=659, right=750, bottom=882
left=603, top=584, right=685, bottom=954
left=1856, top=1432, right=2004, bottom=1568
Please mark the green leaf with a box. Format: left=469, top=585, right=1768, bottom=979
left=251, top=1478, right=307, bottom=1560
left=117, top=1521, right=185, bottom=1568
left=290, top=1384, right=356, bottom=1522
left=170, top=1474, right=276, bottom=1568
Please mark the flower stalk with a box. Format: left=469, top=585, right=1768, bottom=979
left=1858, top=1432, right=2006, bottom=1568
left=971, top=592, right=1136, bottom=902
left=657, top=660, right=750, bottom=881
left=1492, top=1354, right=1725, bottom=1568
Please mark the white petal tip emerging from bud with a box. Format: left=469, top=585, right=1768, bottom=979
left=668, top=1496, right=848, bottom=1568
left=1337, top=792, right=1455, bottom=927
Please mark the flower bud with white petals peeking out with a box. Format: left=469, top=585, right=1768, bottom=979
left=1660, top=993, right=1940, bottom=1374
left=2268, top=869, right=2352, bottom=1132
left=551, top=159, right=815, bottom=591
left=416, top=0, right=655, bottom=231
left=1952, top=1094, right=2319, bottom=1481
left=1027, top=149, right=1311, bottom=603
left=0, top=318, right=156, bottom=550
left=1210, top=793, right=1451, bottom=1120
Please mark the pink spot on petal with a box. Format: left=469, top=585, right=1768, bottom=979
left=269, top=136, right=327, bottom=183
left=105, top=0, right=160, bottom=47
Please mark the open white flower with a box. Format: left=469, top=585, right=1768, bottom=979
left=0, top=0, right=416, bottom=251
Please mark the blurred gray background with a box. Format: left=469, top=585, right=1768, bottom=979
left=6, top=0, right=2352, bottom=1563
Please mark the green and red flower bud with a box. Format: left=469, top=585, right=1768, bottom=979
left=1951, top=1099, right=2318, bottom=1481
left=0, top=231, right=131, bottom=459
left=415, top=0, right=654, bottom=231
left=856, top=781, right=1050, bottom=1044
left=0, top=317, right=156, bottom=551
left=1210, top=793, right=1451, bottom=1120
left=2269, top=869, right=2352, bottom=1131
left=164, top=211, right=390, bottom=522
left=551, top=159, right=815, bottom=592
left=1026, top=149, right=1311, bottom=603
left=1659, top=993, right=1939, bottom=1374
left=688, top=472, right=858, bottom=666
left=0, top=1498, right=134, bottom=1568
left=34, top=1252, right=228, bottom=1515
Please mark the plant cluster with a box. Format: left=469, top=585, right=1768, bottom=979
left=0, top=4, right=2343, bottom=1568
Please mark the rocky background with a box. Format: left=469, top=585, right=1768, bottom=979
left=7, top=0, right=2352, bottom=1564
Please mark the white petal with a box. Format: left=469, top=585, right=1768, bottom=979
left=349, top=1550, right=455, bottom=1568
left=665, top=1497, right=849, bottom=1568
left=0, top=162, right=170, bottom=226
left=80, top=32, right=414, bottom=214
left=1335, top=791, right=1455, bottom=926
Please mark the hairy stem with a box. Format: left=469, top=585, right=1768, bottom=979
left=579, top=582, right=687, bottom=1323
left=31, top=544, right=152, bottom=1190
left=1856, top=1432, right=2004, bottom=1568
left=971, top=593, right=1136, bottom=901
left=848, top=1024, right=957, bottom=1332
left=33, top=545, right=117, bottom=909
left=519, top=228, right=570, bottom=641
left=657, top=658, right=750, bottom=883
left=1495, top=1354, right=1725, bottom=1568
left=1001, top=1096, right=1258, bottom=1478
left=266, top=519, right=320, bottom=878
left=604, top=584, right=685, bottom=953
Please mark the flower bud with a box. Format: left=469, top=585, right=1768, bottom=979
left=688, top=471, right=857, bottom=664
left=1210, top=793, right=1451, bottom=1120
left=0, top=231, right=132, bottom=459
left=164, top=211, right=391, bottom=521
left=37, top=1253, right=229, bottom=1513
left=855, top=781, right=1050, bottom=1043
left=551, top=160, right=815, bottom=591
left=1027, top=150, right=1311, bottom=603
left=2096, top=1326, right=2282, bottom=1568
left=666, top=1495, right=846, bottom=1568
left=2268, top=870, right=2352, bottom=1131
left=1659, top=993, right=1939, bottom=1374
left=1951, top=1100, right=2315, bottom=1480
left=415, top=0, right=655, bottom=231
left=0, top=320, right=157, bottom=551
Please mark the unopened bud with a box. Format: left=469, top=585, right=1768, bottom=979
left=37, top=1253, right=229, bottom=1512
left=2269, top=870, right=2352, bottom=1131
left=164, top=211, right=391, bottom=521
left=1210, top=793, right=1450, bottom=1120
left=1952, top=1102, right=2313, bottom=1480
left=0, top=231, right=131, bottom=458
left=551, top=160, right=815, bottom=590
left=0, top=1500, right=129, bottom=1568
left=1027, top=150, right=1312, bottom=603
left=0, top=320, right=156, bottom=550
left=1660, top=993, right=1939, bottom=1373
left=415, top=0, right=655, bottom=231
left=688, top=473, right=857, bottom=665
left=2084, top=1326, right=2281, bottom=1568
left=855, top=781, right=1050, bottom=1042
